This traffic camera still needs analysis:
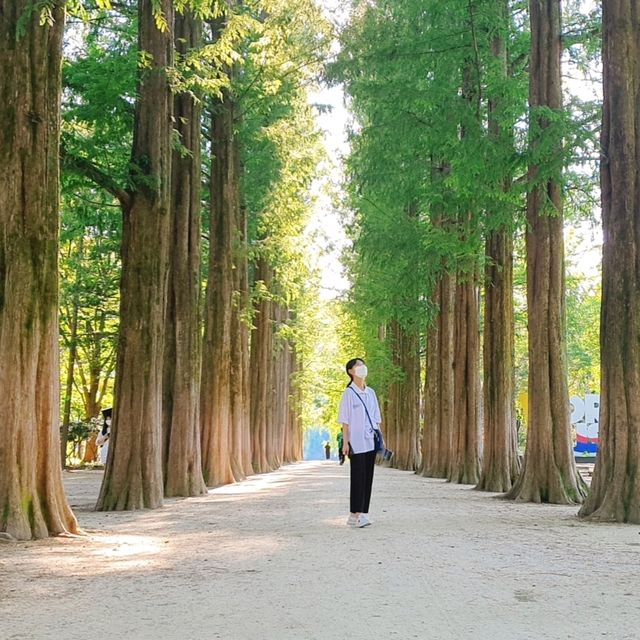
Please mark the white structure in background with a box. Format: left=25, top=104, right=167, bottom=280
left=570, top=393, right=600, bottom=455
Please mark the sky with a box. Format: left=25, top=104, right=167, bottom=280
left=305, top=1, right=352, bottom=300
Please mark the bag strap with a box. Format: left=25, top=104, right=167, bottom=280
left=349, top=385, right=376, bottom=431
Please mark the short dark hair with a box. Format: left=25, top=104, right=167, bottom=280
left=345, top=358, right=365, bottom=386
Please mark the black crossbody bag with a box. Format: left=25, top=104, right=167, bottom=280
left=349, top=386, right=384, bottom=453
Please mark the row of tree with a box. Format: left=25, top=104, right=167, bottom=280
left=333, top=0, right=640, bottom=523
left=0, top=0, right=329, bottom=539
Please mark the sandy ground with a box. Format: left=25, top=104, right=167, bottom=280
left=1, top=461, right=639, bottom=640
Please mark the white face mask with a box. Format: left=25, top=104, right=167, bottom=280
left=354, top=364, right=368, bottom=379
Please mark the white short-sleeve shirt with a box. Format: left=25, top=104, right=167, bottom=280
left=337, top=383, right=382, bottom=454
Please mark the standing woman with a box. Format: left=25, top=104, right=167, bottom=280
left=338, top=358, right=382, bottom=527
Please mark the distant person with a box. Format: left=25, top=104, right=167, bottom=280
left=338, top=358, right=383, bottom=528
left=324, top=442, right=331, bottom=460
left=96, top=407, right=112, bottom=464
left=337, top=430, right=345, bottom=465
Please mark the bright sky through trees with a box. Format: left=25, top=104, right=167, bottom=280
left=307, top=0, right=350, bottom=300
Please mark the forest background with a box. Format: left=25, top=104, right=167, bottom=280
left=58, top=0, right=601, bottom=461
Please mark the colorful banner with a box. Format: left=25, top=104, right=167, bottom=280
left=570, top=394, right=599, bottom=456
left=517, top=392, right=600, bottom=457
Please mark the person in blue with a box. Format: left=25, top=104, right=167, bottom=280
left=337, top=358, right=382, bottom=528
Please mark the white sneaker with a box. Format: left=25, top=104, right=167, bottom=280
left=356, top=514, right=371, bottom=528
left=347, top=514, right=357, bottom=526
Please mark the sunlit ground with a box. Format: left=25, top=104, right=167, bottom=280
left=1, top=461, right=638, bottom=640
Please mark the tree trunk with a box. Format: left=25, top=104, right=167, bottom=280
left=162, top=8, right=207, bottom=498
left=61, top=301, right=79, bottom=468
left=200, top=53, right=244, bottom=485
left=80, top=343, right=102, bottom=464
left=507, top=0, right=586, bottom=504
left=477, top=1, right=520, bottom=492
left=250, top=258, right=273, bottom=474
left=268, top=302, right=289, bottom=471
left=436, top=273, right=456, bottom=478
left=387, top=321, right=420, bottom=470
left=97, top=0, right=173, bottom=510
left=477, top=231, right=520, bottom=491
left=420, top=273, right=455, bottom=478
left=449, top=276, right=481, bottom=484
left=0, top=0, right=78, bottom=539
left=229, top=157, right=252, bottom=481
left=419, top=285, right=440, bottom=477
left=579, top=0, right=640, bottom=523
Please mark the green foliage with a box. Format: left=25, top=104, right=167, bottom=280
left=329, top=0, right=602, bottom=410
left=62, top=8, right=137, bottom=191
left=235, top=0, right=332, bottom=430
left=65, top=417, right=102, bottom=466
left=59, top=0, right=331, bottom=435
left=566, top=278, right=600, bottom=395
left=59, top=183, right=120, bottom=421
left=565, top=230, right=601, bottom=396
left=54, top=0, right=603, bottom=447
left=60, top=9, right=134, bottom=422
left=330, top=0, right=530, bottom=403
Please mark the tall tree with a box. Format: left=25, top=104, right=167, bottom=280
left=478, top=224, right=520, bottom=491
left=200, top=40, right=245, bottom=486
left=420, top=268, right=456, bottom=479
left=283, top=349, right=303, bottom=462
left=249, top=258, right=274, bottom=474
left=476, top=0, right=521, bottom=492
left=97, top=0, right=174, bottom=510
left=269, top=302, right=291, bottom=469
left=579, top=0, right=640, bottom=523
left=386, top=320, right=420, bottom=470
left=449, top=273, right=481, bottom=484
left=162, top=7, right=207, bottom=497
left=507, top=0, right=586, bottom=504
left=229, top=134, right=253, bottom=481
left=0, top=0, right=78, bottom=539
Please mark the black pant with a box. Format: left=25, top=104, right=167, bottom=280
left=349, top=449, right=376, bottom=513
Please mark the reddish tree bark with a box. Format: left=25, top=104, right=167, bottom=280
left=200, top=39, right=251, bottom=485
left=579, top=0, right=640, bottom=523
left=476, top=0, right=521, bottom=493
left=201, top=88, right=238, bottom=487
left=420, top=273, right=455, bottom=478
left=268, top=302, right=289, bottom=470
left=163, top=9, right=207, bottom=498
left=97, top=0, right=174, bottom=510
left=250, top=258, right=274, bottom=474
left=283, top=349, right=303, bottom=463
left=229, top=151, right=252, bottom=481
left=419, top=285, right=440, bottom=477
left=386, top=321, right=420, bottom=471
left=0, top=0, right=78, bottom=539
left=478, top=231, right=520, bottom=491
left=449, top=277, right=481, bottom=484
left=507, top=0, right=585, bottom=504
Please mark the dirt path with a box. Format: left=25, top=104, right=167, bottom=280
left=1, top=461, right=638, bottom=640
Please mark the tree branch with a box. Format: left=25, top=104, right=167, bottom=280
left=60, top=143, right=131, bottom=210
